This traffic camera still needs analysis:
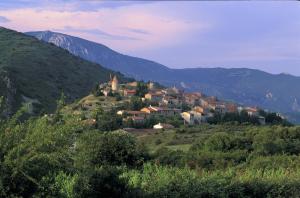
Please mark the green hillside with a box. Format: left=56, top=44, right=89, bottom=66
left=0, top=27, right=127, bottom=116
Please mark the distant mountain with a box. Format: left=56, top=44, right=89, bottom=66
left=27, top=31, right=300, bottom=122
left=26, top=31, right=171, bottom=80
left=0, top=28, right=127, bottom=117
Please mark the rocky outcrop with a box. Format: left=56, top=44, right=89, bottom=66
left=0, top=72, right=18, bottom=117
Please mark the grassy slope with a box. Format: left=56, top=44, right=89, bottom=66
left=62, top=94, right=129, bottom=118
left=0, top=27, right=127, bottom=114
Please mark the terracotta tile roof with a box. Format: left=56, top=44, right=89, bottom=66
left=141, top=107, right=156, bottom=112
left=125, top=89, right=136, bottom=94
left=125, top=111, right=147, bottom=114
left=246, top=107, right=258, bottom=112
left=149, top=106, right=181, bottom=111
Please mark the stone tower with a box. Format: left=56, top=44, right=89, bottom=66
left=111, top=75, right=118, bottom=91
left=148, top=81, right=155, bottom=90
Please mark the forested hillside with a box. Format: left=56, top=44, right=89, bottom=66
left=0, top=28, right=127, bottom=117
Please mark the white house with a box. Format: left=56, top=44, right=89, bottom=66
left=153, top=123, right=174, bottom=129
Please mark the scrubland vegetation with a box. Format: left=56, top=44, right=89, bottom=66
left=1, top=100, right=300, bottom=198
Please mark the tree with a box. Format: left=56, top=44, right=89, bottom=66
left=107, top=91, right=114, bottom=97
left=74, top=166, right=130, bottom=198
left=37, top=171, right=78, bottom=198
left=0, top=96, right=3, bottom=111
left=96, top=109, right=122, bottom=131
left=91, top=106, right=104, bottom=120
left=53, top=92, right=66, bottom=123
left=57, top=92, right=66, bottom=111
left=129, top=96, right=144, bottom=111
left=0, top=96, right=4, bottom=120
left=115, top=94, right=122, bottom=101
left=144, top=116, right=159, bottom=128
left=91, top=83, right=104, bottom=97
left=135, top=82, right=148, bottom=97
left=0, top=116, right=80, bottom=197
left=181, top=103, right=191, bottom=112
left=74, top=130, right=144, bottom=170
left=265, top=113, right=283, bottom=124
left=204, top=132, right=233, bottom=152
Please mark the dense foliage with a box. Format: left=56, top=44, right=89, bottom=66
left=1, top=27, right=297, bottom=197
left=1, top=103, right=300, bottom=197
left=207, top=110, right=291, bottom=126
left=0, top=27, right=128, bottom=116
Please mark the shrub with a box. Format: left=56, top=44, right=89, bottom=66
left=123, top=164, right=300, bottom=198
left=74, top=130, right=145, bottom=170
left=74, top=166, right=130, bottom=198
left=154, top=148, right=185, bottom=167
left=204, top=132, right=233, bottom=152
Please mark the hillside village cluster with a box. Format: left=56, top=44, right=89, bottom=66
left=99, top=75, right=266, bottom=129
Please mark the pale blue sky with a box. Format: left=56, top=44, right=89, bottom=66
left=0, top=1, right=299, bottom=75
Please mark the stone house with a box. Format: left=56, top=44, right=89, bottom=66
left=141, top=106, right=181, bottom=116
left=144, top=92, right=163, bottom=102
left=181, top=111, right=203, bottom=125
left=123, top=89, right=136, bottom=97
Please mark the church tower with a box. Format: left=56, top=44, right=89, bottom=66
left=111, top=75, right=119, bottom=91
left=148, top=81, right=155, bottom=90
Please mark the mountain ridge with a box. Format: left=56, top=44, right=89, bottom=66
left=27, top=31, right=297, bottom=78
left=26, top=30, right=300, bottom=122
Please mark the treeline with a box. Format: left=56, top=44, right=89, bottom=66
left=208, top=110, right=291, bottom=126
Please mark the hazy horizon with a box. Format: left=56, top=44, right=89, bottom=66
left=0, top=0, right=299, bottom=75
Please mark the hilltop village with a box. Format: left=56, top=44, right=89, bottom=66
left=91, top=75, right=278, bottom=129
